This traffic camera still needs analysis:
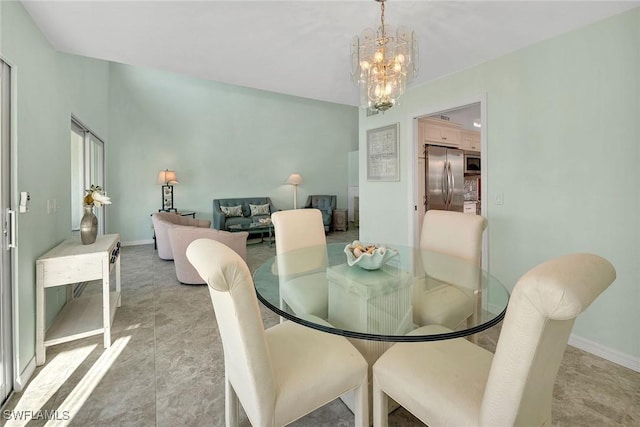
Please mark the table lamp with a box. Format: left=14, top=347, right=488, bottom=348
left=285, top=173, right=303, bottom=209
left=157, top=169, right=179, bottom=212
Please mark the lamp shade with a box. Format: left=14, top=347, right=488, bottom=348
left=285, top=173, right=303, bottom=185
left=157, top=169, right=179, bottom=185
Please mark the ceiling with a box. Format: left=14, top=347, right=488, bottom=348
left=21, top=1, right=639, bottom=107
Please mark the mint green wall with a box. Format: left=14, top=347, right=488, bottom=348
left=107, top=63, right=358, bottom=243
left=359, top=9, right=639, bottom=360
left=1, top=1, right=110, bottom=375
left=0, top=1, right=357, bottom=381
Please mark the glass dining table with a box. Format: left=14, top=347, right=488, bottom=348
left=253, top=242, right=510, bottom=415
left=253, top=242, right=510, bottom=342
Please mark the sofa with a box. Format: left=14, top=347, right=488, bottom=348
left=151, top=212, right=211, bottom=260
left=168, top=227, right=248, bottom=285
left=304, top=195, right=336, bottom=232
left=213, top=197, right=276, bottom=231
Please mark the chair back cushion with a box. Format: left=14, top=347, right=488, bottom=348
left=420, top=210, right=487, bottom=265
left=480, top=253, right=616, bottom=426
left=186, top=239, right=276, bottom=425
left=272, top=209, right=326, bottom=254
left=272, top=209, right=327, bottom=277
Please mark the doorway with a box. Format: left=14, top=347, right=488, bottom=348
left=410, top=96, right=488, bottom=267
left=0, top=59, right=15, bottom=405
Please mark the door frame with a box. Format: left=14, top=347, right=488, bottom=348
left=0, top=56, right=17, bottom=401
left=406, top=93, right=488, bottom=268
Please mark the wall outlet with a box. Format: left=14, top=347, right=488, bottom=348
left=495, top=192, right=504, bottom=205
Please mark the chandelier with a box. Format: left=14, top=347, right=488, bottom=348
left=351, top=0, right=418, bottom=112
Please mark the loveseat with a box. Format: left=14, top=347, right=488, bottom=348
left=213, top=197, right=277, bottom=231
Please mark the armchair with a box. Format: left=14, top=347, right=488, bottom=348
left=168, top=227, right=248, bottom=285
left=151, top=212, right=211, bottom=260
left=304, top=195, right=336, bottom=232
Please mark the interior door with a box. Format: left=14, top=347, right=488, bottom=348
left=0, top=59, right=14, bottom=405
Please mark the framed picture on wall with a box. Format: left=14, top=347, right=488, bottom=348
left=366, top=123, right=399, bottom=181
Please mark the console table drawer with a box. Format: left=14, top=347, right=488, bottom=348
left=38, top=257, right=103, bottom=287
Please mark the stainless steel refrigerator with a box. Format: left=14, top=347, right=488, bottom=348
left=424, top=145, right=464, bottom=212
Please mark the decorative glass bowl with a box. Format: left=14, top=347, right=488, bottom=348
left=344, top=241, right=398, bottom=270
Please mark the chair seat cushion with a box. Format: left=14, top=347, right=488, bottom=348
left=374, top=324, right=493, bottom=427
left=412, top=279, right=475, bottom=329
left=280, top=272, right=328, bottom=318
left=266, top=321, right=367, bottom=426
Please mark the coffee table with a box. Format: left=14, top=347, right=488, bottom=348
left=227, top=222, right=274, bottom=247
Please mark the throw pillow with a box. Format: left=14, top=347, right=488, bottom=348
left=221, top=205, right=243, bottom=217
left=249, top=203, right=270, bottom=217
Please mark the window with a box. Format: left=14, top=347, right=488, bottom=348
left=70, top=118, right=106, bottom=234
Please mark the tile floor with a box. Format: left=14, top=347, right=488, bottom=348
left=3, top=226, right=639, bottom=426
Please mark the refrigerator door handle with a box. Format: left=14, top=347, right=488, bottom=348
left=446, top=161, right=452, bottom=208
left=448, top=161, right=455, bottom=208
left=441, top=161, right=448, bottom=206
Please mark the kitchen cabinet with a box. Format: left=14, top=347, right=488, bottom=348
left=460, top=130, right=481, bottom=152
left=419, top=118, right=461, bottom=147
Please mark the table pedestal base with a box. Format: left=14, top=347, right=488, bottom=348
left=339, top=338, right=400, bottom=423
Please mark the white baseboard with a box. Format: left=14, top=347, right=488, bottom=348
left=568, top=334, right=640, bottom=373
left=14, top=356, right=36, bottom=392
left=484, top=307, right=639, bottom=373
left=121, top=239, right=153, bottom=247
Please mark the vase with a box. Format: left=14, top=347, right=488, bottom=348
left=80, top=204, right=98, bottom=245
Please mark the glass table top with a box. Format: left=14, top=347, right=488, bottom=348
left=253, top=242, right=510, bottom=342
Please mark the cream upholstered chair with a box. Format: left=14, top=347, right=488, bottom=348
left=271, top=209, right=328, bottom=318
left=167, top=227, right=248, bottom=285
left=413, top=209, right=487, bottom=329
left=151, top=212, right=211, bottom=260
left=186, top=238, right=369, bottom=427
left=373, top=253, right=616, bottom=427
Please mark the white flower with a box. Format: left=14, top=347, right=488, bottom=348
left=84, top=184, right=112, bottom=207
left=91, top=191, right=111, bottom=207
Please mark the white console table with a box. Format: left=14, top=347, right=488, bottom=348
left=36, top=234, right=121, bottom=366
